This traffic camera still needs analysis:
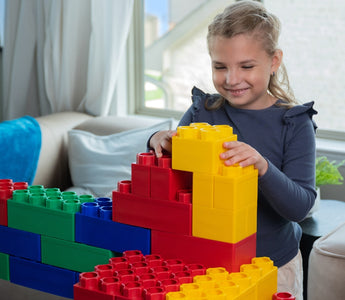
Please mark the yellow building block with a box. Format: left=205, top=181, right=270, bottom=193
left=226, top=272, right=256, bottom=299
left=193, top=164, right=258, bottom=210
left=166, top=258, right=278, bottom=300
left=172, top=123, right=237, bottom=174
left=193, top=172, right=214, bottom=208
left=240, top=257, right=278, bottom=300
left=214, top=164, right=258, bottom=211
left=192, top=203, right=257, bottom=243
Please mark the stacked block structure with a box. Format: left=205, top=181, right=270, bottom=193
left=74, top=250, right=278, bottom=300
left=113, top=123, right=258, bottom=272
left=0, top=179, right=150, bottom=298
left=0, top=122, right=286, bottom=299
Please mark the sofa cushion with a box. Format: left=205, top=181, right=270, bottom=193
left=308, top=221, right=345, bottom=300
left=67, top=119, right=173, bottom=197
left=74, top=115, right=171, bottom=136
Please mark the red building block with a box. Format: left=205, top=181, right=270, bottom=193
left=74, top=250, right=206, bottom=300
left=0, top=179, right=14, bottom=226
left=272, top=292, right=295, bottom=300
left=113, top=186, right=192, bottom=235
left=151, top=230, right=256, bottom=273
left=131, top=153, right=156, bottom=197
left=150, top=156, right=192, bottom=201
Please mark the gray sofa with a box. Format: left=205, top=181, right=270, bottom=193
left=34, top=111, right=172, bottom=192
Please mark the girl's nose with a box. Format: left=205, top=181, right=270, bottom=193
left=225, top=69, right=241, bottom=85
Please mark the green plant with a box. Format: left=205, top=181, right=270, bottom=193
left=315, top=156, right=345, bottom=188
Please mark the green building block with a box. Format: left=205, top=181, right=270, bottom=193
left=41, top=236, right=118, bottom=273
left=7, top=200, right=76, bottom=241
left=0, top=252, right=10, bottom=280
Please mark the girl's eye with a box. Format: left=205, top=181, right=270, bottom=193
left=214, top=66, right=226, bottom=70
left=242, top=65, right=254, bottom=69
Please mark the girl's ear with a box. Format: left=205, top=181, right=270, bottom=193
left=271, top=49, right=283, bottom=74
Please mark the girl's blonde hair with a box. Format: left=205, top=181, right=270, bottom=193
left=206, top=0, right=297, bottom=109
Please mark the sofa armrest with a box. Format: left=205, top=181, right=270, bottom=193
left=33, top=112, right=93, bottom=189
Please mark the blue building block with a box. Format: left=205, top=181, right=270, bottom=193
left=75, top=212, right=151, bottom=255
left=9, top=255, right=79, bottom=299
left=0, top=225, right=41, bottom=261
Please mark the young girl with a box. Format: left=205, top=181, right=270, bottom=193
left=149, top=1, right=317, bottom=298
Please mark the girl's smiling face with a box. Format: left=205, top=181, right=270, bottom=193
left=209, top=33, right=282, bottom=110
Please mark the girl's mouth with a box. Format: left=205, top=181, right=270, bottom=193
left=228, top=87, right=249, bottom=97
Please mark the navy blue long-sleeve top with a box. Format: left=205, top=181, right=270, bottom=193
left=179, top=87, right=318, bottom=267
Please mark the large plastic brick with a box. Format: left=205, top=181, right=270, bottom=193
left=0, top=180, right=13, bottom=226
left=7, top=194, right=77, bottom=241
left=74, top=250, right=207, bottom=300
left=0, top=181, right=30, bottom=226
left=0, top=225, right=41, bottom=261
left=9, top=255, right=79, bottom=298
left=41, top=235, right=118, bottom=273
left=213, top=164, right=258, bottom=211
left=172, top=123, right=237, bottom=174
left=75, top=211, right=151, bottom=255
left=192, top=203, right=257, bottom=244
left=240, top=257, right=278, bottom=300
left=272, top=292, right=295, bottom=299
left=113, top=187, right=192, bottom=235
left=150, top=156, right=193, bottom=201
left=0, top=198, right=8, bottom=226
left=0, top=252, right=10, bottom=280
left=167, top=260, right=277, bottom=300
left=131, top=153, right=156, bottom=197
left=192, top=172, right=214, bottom=208
left=151, top=230, right=256, bottom=272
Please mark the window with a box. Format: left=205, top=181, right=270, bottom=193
left=130, top=0, right=345, bottom=139
left=130, top=0, right=232, bottom=119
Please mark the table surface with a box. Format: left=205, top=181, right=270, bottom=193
left=299, top=199, right=345, bottom=237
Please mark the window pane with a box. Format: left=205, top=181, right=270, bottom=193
left=144, top=0, right=228, bottom=112
left=265, top=0, right=345, bottom=132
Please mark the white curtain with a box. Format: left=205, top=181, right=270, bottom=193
left=2, top=0, right=134, bottom=120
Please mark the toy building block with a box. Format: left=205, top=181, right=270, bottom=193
left=167, top=258, right=278, bottom=300
left=151, top=230, right=256, bottom=273
left=75, top=201, right=151, bottom=254
left=131, top=153, right=156, bottom=197
left=131, top=153, right=193, bottom=201
left=0, top=252, right=10, bottom=280
left=150, top=155, right=193, bottom=201
left=74, top=250, right=207, bottom=300
left=213, top=164, right=258, bottom=211
left=240, top=257, right=278, bottom=300
left=113, top=181, right=192, bottom=235
left=41, top=235, right=118, bottom=273
left=192, top=163, right=258, bottom=244
left=7, top=186, right=85, bottom=241
left=9, top=255, right=79, bottom=299
left=0, top=180, right=27, bottom=226
left=0, top=179, right=14, bottom=226
left=272, top=292, right=295, bottom=299
left=0, top=225, right=41, bottom=261
left=172, top=123, right=237, bottom=174
left=192, top=202, right=257, bottom=244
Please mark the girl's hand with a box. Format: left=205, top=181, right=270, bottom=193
left=220, top=141, right=268, bottom=176
left=149, top=130, right=177, bottom=158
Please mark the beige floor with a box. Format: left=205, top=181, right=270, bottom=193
left=0, top=279, right=71, bottom=300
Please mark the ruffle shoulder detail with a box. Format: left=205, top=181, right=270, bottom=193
left=283, top=101, right=318, bottom=131
left=191, top=86, right=220, bottom=110
left=284, top=101, right=317, bottom=119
